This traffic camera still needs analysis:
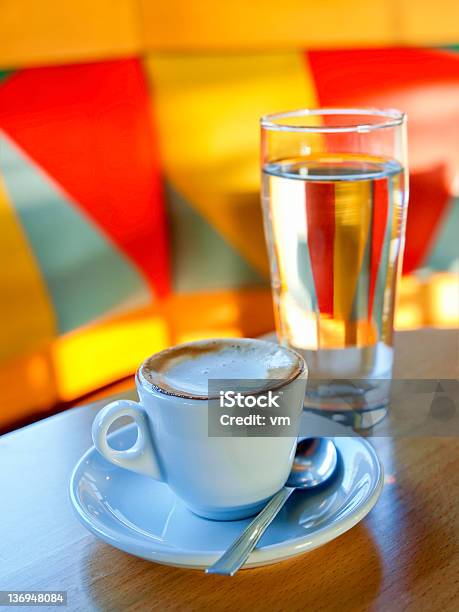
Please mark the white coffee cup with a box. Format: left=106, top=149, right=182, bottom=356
left=92, top=338, right=307, bottom=520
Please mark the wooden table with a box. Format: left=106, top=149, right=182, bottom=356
left=1, top=329, right=458, bottom=612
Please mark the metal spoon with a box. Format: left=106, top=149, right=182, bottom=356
left=206, top=438, right=338, bottom=576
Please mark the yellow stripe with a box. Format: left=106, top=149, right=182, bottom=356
left=333, top=178, right=372, bottom=323
left=146, top=52, right=318, bottom=277
left=0, top=174, right=56, bottom=361
left=52, top=313, right=169, bottom=400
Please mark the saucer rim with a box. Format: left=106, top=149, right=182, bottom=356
left=69, top=428, right=384, bottom=569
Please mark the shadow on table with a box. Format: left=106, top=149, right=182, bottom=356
left=82, top=523, right=383, bottom=612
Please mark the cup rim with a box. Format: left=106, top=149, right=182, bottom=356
left=260, top=107, right=406, bottom=133
left=136, top=337, right=307, bottom=401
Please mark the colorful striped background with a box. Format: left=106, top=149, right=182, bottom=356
left=0, top=3, right=458, bottom=428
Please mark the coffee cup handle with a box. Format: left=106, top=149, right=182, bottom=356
left=92, top=399, right=163, bottom=480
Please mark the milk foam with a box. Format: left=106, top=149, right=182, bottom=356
left=140, top=338, right=302, bottom=398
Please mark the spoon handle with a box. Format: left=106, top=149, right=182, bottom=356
left=206, top=487, right=294, bottom=576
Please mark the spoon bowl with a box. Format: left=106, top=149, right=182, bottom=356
left=287, top=438, right=338, bottom=489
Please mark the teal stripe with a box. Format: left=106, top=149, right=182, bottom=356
left=297, top=239, right=318, bottom=313
left=166, top=182, right=264, bottom=292
left=0, top=70, right=13, bottom=83
left=0, top=135, right=151, bottom=333
left=424, top=197, right=459, bottom=270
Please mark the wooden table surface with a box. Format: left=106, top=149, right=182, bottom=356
left=0, top=329, right=458, bottom=612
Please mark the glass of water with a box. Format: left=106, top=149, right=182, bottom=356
left=261, top=108, right=408, bottom=425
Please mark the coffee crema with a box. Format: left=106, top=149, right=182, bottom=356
left=138, top=338, right=304, bottom=399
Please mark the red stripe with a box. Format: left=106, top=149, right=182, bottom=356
left=305, top=182, right=335, bottom=316
left=306, top=47, right=459, bottom=104
left=404, top=165, right=451, bottom=273
left=0, top=60, right=170, bottom=296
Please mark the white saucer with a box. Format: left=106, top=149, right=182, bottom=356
left=70, top=424, right=383, bottom=570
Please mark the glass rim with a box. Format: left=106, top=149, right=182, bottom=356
left=260, top=107, right=406, bottom=133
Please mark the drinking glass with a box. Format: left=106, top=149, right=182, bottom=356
left=261, top=108, right=408, bottom=425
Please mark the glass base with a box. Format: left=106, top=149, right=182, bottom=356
left=304, top=379, right=390, bottom=430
